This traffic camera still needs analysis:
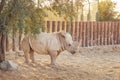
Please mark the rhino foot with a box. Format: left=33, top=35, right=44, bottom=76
left=25, top=60, right=30, bottom=64
left=31, top=60, right=35, bottom=63
left=50, top=62, right=57, bottom=66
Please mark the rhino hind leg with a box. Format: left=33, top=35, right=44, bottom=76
left=22, top=36, right=31, bottom=64
left=24, top=45, right=31, bottom=63
left=24, top=51, right=30, bottom=63
left=29, top=48, right=35, bottom=63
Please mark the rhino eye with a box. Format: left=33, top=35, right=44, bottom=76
left=68, top=44, right=71, bottom=46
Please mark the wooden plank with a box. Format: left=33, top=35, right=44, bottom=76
left=107, top=22, right=110, bottom=45
left=82, top=22, right=84, bottom=47
left=62, top=21, right=65, bottom=31
left=84, top=22, right=87, bottom=47
left=75, top=21, right=79, bottom=41
left=109, top=22, right=111, bottom=45
left=91, top=22, right=94, bottom=46
left=97, top=22, right=101, bottom=45
left=71, top=22, right=74, bottom=39
left=78, top=22, right=81, bottom=42
left=99, top=22, right=102, bottom=45
left=95, top=22, right=98, bottom=46
left=114, top=22, right=117, bottom=44
left=93, top=22, right=96, bottom=46
left=103, top=22, right=106, bottom=45
left=113, top=22, right=116, bottom=44
left=57, top=21, right=61, bottom=32
left=47, top=21, right=50, bottom=33
left=73, top=22, right=75, bottom=41
left=111, top=22, right=114, bottom=45
left=66, top=22, right=69, bottom=32
left=77, top=22, right=79, bottom=42
left=52, top=21, right=55, bottom=32
left=109, top=22, right=112, bottom=45
left=89, top=22, right=92, bottom=46
left=87, top=22, right=90, bottom=47
left=87, top=22, right=91, bottom=46
left=116, top=22, right=119, bottom=44
left=118, top=22, right=120, bottom=44
left=79, top=22, right=82, bottom=46
left=94, top=22, right=98, bottom=46
left=96, top=22, right=98, bottom=45
left=102, top=22, right=104, bottom=45
left=101, top=22, right=105, bottom=45
left=104, top=22, right=106, bottom=45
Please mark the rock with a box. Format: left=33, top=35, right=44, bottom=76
left=0, top=60, right=18, bottom=71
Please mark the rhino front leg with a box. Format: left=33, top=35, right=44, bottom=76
left=49, top=51, right=58, bottom=65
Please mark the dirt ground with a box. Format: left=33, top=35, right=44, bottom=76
left=1, top=45, right=120, bottom=80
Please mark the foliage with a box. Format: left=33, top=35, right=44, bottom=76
left=99, top=0, right=118, bottom=21
left=49, top=0, right=83, bottom=21
left=0, top=0, right=47, bottom=35
left=0, top=0, right=85, bottom=33
left=114, top=13, right=120, bottom=21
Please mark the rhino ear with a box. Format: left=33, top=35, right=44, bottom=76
left=59, top=31, right=66, bottom=38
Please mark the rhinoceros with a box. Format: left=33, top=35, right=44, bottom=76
left=21, top=31, right=76, bottom=65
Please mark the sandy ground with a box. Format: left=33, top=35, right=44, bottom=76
left=1, top=45, right=120, bottom=80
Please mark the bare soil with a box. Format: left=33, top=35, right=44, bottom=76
left=1, top=45, right=120, bottom=80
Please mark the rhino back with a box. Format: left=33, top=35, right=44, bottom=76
left=38, top=33, right=61, bottom=51
left=29, top=33, right=61, bottom=54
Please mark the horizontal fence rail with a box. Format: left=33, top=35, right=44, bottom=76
left=45, top=21, right=120, bottom=47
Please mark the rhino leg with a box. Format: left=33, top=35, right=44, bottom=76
left=22, top=37, right=30, bottom=63
left=30, top=49, right=35, bottom=63
left=49, top=51, right=58, bottom=65
left=24, top=52, right=30, bottom=63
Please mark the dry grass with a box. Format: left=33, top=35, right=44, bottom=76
left=1, top=45, right=120, bottom=80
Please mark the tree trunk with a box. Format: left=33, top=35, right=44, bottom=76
left=19, top=30, right=22, bottom=51
left=0, top=34, right=2, bottom=62
left=0, top=33, right=6, bottom=62
left=0, top=0, right=6, bottom=63
left=12, top=26, right=17, bottom=51
left=0, top=34, right=1, bottom=50
left=6, top=32, right=9, bottom=52
left=0, top=0, right=5, bottom=13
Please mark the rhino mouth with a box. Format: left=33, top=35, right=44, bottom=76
left=66, top=45, right=76, bottom=54
left=71, top=50, right=76, bottom=54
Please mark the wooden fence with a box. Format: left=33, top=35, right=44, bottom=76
left=45, top=21, right=120, bottom=47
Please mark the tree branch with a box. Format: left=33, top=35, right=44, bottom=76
left=0, top=0, right=5, bottom=13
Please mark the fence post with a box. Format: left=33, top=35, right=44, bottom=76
left=52, top=21, right=56, bottom=32
left=78, top=22, right=82, bottom=46
left=75, top=21, right=79, bottom=41
left=62, top=21, right=65, bottom=31
left=47, top=21, right=50, bottom=33
left=66, top=22, right=69, bottom=32
left=57, top=21, right=60, bottom=32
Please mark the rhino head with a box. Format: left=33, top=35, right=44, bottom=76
left=59, top=32, right=77, bottom=54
